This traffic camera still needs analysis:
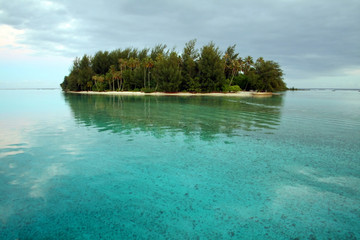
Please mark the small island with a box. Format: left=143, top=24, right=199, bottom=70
left=60, top=40, right=286, bottom=93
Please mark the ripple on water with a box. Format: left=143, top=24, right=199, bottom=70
left=0, top=90, right=360, bottom=239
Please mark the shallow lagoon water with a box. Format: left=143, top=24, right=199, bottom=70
left=0, top=89, right=359, bottom=239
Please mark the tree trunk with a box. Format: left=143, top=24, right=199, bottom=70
left=244, top=80, right=249, bottom=91
left=229, top=73, right=234, bottom=86
left=144, top=67, right=146, bottom=88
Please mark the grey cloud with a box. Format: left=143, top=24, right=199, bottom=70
left=1, top=0, right=359, bottom=86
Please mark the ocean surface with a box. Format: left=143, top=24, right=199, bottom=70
left=0, top=89, right=359, bottom=239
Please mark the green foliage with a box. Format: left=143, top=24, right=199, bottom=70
left=180, top=39, right=199, bottom=91
left=152, top=51, right=182, bottom=92
left=242, top=70, right=259, bottom=91
left=92, top=51, right=111, bottom=75
left=230, top=85, right=241, bottom=92
left=60, top=76, right=69, bottom=91
left=224, top=45, right=239, bottom=80
left=150, top=44, right=167, bottom=61
left=60, top=41, right=286, bottom=93
left=254, top=59, right=286, bottom=92
left=62, top=55, right=94, bottom=91
left=187, top=77, right=201, bottom=93
left=223, top=80, right=242, bottom=92
left=198, top=42, right=225, bottom=92
left=141, top=87, right=155, bottom=93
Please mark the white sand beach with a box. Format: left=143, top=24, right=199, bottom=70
left=67, top=91, right=275, bottom=97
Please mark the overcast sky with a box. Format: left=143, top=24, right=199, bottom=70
left=0, top=0, right=359, bottom=88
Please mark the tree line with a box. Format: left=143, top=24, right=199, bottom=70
left=60, top=40, right=287, bottom=93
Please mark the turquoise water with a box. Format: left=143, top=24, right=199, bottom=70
left=0, top=90, right=359, bottom=239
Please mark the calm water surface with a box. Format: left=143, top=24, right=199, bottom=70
left=0, top=90, right=359, bottom=239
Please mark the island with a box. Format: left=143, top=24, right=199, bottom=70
left=60, top=40, right=287, bottom=94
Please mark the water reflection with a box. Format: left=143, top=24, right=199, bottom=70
left=64, top=93, right=283, bottom=139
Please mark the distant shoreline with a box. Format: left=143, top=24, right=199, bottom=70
left=66, top=91, right=277, bottom=97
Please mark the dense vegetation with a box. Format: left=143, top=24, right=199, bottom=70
left=61, top=40, right=287, bottom=92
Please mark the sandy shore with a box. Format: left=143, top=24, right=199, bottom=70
left=67, top=91, right=275, bottom=97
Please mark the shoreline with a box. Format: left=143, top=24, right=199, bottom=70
left=67, top=91, right=276, bottom=97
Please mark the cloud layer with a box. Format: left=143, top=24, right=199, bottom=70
left=1, top=0, right=359, bottom=87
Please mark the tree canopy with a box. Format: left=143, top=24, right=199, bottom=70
left=60, top=40, right=287, bottom=92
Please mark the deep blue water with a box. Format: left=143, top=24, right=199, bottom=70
left=0, top=89, right=359, bottom=239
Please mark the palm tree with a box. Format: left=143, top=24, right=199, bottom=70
left=223, top=53, right=230, bottom=74
left=126, top=57, right=140, bottom=89
left=92, top=75, right=98, bottom=89
left=229, top=59, right=241, bottom=86
left=141, top=59, right=147, bottom=88
left=98, top=75, right=105, bottom=90
left=244, top=56, right=254, bottom=75
left=105, top=72, right=112, bottom=90
left=109, top=65, right=116, bottom=91
left=144, top=57, right=154, bottom=88
left=238, top=57, right=244, bottom=74
left=256, top=57, right=265, bottom=64
left=92, top=75, right=105, bottom=91
left=118, top=59, right=126, bottom=91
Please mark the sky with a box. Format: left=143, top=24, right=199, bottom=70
left=0, top=0, right=359, bottom=89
